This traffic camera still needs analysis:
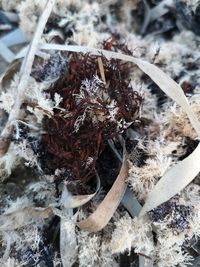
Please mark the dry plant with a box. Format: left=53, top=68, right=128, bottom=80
left=0, top=0, right=200, bottom=267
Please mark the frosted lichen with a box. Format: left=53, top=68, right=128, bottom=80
left=110, top=214, right=154, bottom=257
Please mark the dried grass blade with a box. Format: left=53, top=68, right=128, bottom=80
left=0, top=0, right=55, bottom=155
left=0, top=41, right=15, bottom=63
left=19, top=0, right=55, bottom=78
left=60, top=187, right=78, bottom=267
left=121, top=188, right=142, bottom=217
left=139, top=142, right=200, bottom=216
left=61, top=175, right=100, bottom=208
left=150, top=0, right=174, bottom=22
left=132, top=58, right=200, bottom=136
left=60, top=210, right=78, bottom=267
left=0, top=28, right=28, bottom=47
left=77, top=151, right=128, bottom=232
left=97, top=57, right=106, bottom=83
left=1, top=59, right=21, bottom=91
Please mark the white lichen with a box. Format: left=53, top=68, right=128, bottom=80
left=167, top=97, right=200, bottom=139
left=0, top=144, right=20, bottom=180
left=128, top=138, right=174, bottom=200
left=78, top=232, right=101, bottom=267
left=110, top=214, right=154, bottom=257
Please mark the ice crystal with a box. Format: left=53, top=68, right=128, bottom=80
left=157, top=242, right=193, bottom=267
left=110, top=214, right=154, bottom=257
left=78, top=232, right=101, bottom=267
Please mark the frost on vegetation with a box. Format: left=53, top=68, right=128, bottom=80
left=4, top=196, right=33, bottom=214
left=16, top=139, right=40, bottom=169
left=64, top=2, right=101, bottom=46
left=147, top=32, right=200, bottom=78
left=110, top=215, right=133, bottom=254
left=156, top=242, right=193, bottom=267
left=149, top=184, right=200, bottom=267
left=18, top=0, right=100, bottom=40
left=27, top=180, right=57, bottom=206
left=79, top=76, right=104, bottom=99
left=1, top=225, right=44, bottom=266
left=25, top=79, right=53, bottom=113
left=181, top=184, right=200, bottom=237
left=34, top=52, right=68, bottom=82
left=188, top=206, right=200, bottom=238
left=77, top=230, right=118, bottom=267
left=78, top=232, right=101, bottom=267
left=0, top=0, right=21, bottom=11
left=128, top=156, right=171, bottom=201
left=110, top=214, right=153, bottom=257
left=179, top=0, right=200, bottom=9
left=75, top=75, right=131, bottom=131
left=21, top=225, right=41, bottom=251
left=0, top=204, right=51, bottom=265
left=148, top=42, right=184, bottom=77
left=1, top=257, right=20, bottom=267
left=168, top=98, right=200, bottom=139
left=182, top=183, right=200, bottom=205
left=0, top=92, right=15, bottom=113
left=0, top=75, right=19, bottom=113
left=1, top=75, right=55, bottom=124
left=24, top=78, right=60, bottom=123
left=0, top=145, right=19, bottom=180
left=132, top=82, right=158, bottom=119
left=54, top=93, right=63, bottom=107
left=17, top=0, right=44, bottom=37
left=128, top=138, right=174, bottom=200
left=1, top=0, right=200, bottom=265
left=100, top=242, right=119, bottom=267
left=118, top=0, right=140, bottom=28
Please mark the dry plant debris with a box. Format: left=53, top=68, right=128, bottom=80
left=0, top=0, right=200, bottom=267
left=40, top=47, right=142, bottom=182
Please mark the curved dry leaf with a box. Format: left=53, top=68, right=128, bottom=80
left=0, top=137, right=11, bottom=156
left=60, top=208, right=78, bottom=267
left=132, top=58, right=200, bottom=136
left=139, top=142, right=200, bottom=216
left=77, top=152, right=128, bottom=232
left=61, top=175, right=100, bottom=209
left=0, top=41, right=15, bottom=63
left=60, top=185, right=78, bottom=266
left=1, top=59, right=21, bottom=91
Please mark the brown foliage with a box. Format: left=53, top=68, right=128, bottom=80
left=41, top=41, right=142, bottom=182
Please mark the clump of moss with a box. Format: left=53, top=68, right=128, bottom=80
left=39, top=40, right=142, bottom=182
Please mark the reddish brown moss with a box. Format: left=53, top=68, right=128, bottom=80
left=40, top=40, right=142, bottom=182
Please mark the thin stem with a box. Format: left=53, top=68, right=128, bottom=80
left=0, top=0, right=55, bottom=155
